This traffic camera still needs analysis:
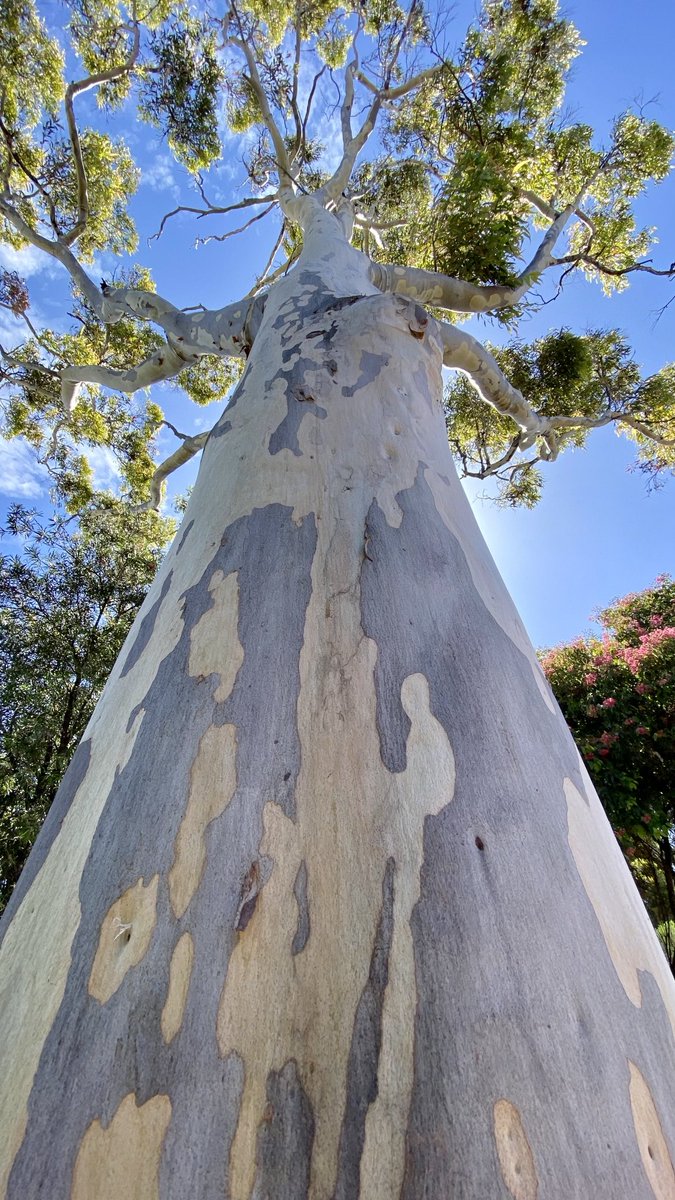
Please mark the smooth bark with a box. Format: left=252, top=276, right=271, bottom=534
left=1, top=209, right=675, bottom=1199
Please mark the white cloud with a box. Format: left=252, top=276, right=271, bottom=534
left=0, top=242, right=59, bottom=280
left=0, top=437, right=49, bottom=499
left=84, top=445, right=122, bottom=492
left=141, top=155, right=180, bottom=199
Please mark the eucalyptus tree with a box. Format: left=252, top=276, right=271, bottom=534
left=1, top=1, right=675, bottom=1197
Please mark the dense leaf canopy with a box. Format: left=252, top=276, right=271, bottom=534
left=0, top=0, right=673, bottom=509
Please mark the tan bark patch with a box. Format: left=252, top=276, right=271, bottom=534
left=88, top=875, right=159, bottom=1005
left=169, top=722, right=238, bottom=920
left=628, top=1061, right=675, bottom=1200
left=493, top=1099, right=538, bottom=1200
left=188, top=570, right=243, bottom=702
left=566, top=777, right=675, bottom=1038
left=161, top=932, right=194, bottom=1044
left=71, top=1092, right=171, bottom=1200
left=218, top=668, right=455, bottom=1200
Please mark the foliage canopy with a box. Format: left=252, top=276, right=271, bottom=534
left=0, top=0, right=673, bottom=510
left=0, top=499, right=174, bottom=911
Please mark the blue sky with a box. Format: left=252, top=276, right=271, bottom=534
left=1, top=0, right=674, bottom=650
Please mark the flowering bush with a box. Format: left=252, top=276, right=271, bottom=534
left=541, top=575, right=675, bottom=968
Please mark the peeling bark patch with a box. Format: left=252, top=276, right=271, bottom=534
left=161, top=932, right=194, bottom=1044
left=359, top=466, right=675, bottom=1197
left=175, top=519, right=194, bottom=555
left=291, top=861, right=310, bottom=955
left=629, top=1060, right=675, bottom=1199
left=268, top=383, right=327, bottom=456
left=0, top=738, right=92, bottom=942
left=341, top=351, right=388, bottom=398
left=71, top=1092, right=171, bottom=1200
left=493, top=1099, right=538, bottom=1199
left=333, top=857, right=395, bottom=1200
left=121, top=572, right=173, bottom=678
left=89, top=874, right=159, bottom=1004
left=270, top=272, right=362, bottom=335
left=5, top=503, right=316, bottom=1200
left=250, top=1062, right=315, bottom=1200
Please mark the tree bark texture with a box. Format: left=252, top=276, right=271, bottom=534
left=1, top=220, right=675, bottom=1199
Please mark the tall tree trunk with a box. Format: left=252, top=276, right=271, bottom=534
left=1, top=216, right=675, bottom=1198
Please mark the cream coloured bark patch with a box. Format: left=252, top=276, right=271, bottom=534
left=188, top=570, right=243, bottom=702
left=218, top=666, right=455, bottom=1200
left=566, top=778, right=675, bottom=1038
left=493, top=1099, right=538, bottom=1200
left=169, top=722, right=238, bottom=920
left=89, top=874, right=159, bottom=1004
left=628, top=1061, right=675, bottom=1200
left=71, top=1092, right=171, bottom=1200
left=161, top=932, right=194, bottom=1044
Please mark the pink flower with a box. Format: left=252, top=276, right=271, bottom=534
left=636, top=726, right=649, bottom=735
left=650, top=614, right=663, bottom=627
left=598, top=748, right=610, bottom=757
left=642, top=814, right=652, bottom=823
left=601, top=697, right=617, bottom=708
left=584, top=672, right=598, bottom=685
left=635, top=683, right=647, bottom=695
left=600, top=731, right=616, bottom=746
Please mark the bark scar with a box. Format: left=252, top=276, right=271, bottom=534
left=235, top=861, right=261, bottom=933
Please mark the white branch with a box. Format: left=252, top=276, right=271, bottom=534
left=135, top=432, right=210, bottom=512
left=439, top=321, right=557, bottom=457
left=61, top=23, right=141, bottom=247
left=371, top=187, right=597, bottom=313
left=60, top=344, right=187, bottom=414
left=550, top=411, right=675, bottom=446
left=226, top=33, right=297, bottom=210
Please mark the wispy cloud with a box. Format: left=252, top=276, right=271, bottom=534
left=141, top=155, right=181, bottom=199
left=0, top=437, right=49, bottom=499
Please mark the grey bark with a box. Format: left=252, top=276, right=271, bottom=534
left=0, top=214, right=674, bottom=1199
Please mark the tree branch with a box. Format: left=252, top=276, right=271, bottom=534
left=371, top=176, right=606, bottom=313
left=439, top=321, right=557, bottom=456
left=60, top=343, right=187, bottom=414
left=61, top=22, right=141, bottom=247
left=150, top=193, right=278, bottom=243
left=226, top=16, right=297, bottom=208
left=135, top=431, right=210, bottom=512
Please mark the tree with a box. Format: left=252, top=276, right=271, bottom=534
left=1, top=2, right=675, bottom=1196
left=542, top=576, right=675, bottom=970
left=0, top=499, right=173, bottom=913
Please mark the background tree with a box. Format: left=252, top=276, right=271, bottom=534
left=0, top=499, right=173, bottom=913
left=542, top=575, right=675, bottom=968
left=1, top=2, right=675, bottom=1197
